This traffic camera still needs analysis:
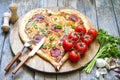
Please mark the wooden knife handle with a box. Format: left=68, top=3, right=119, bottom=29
left=12, top=55, right=29, bottom=74
left=4, top=52, right=22, bottom=72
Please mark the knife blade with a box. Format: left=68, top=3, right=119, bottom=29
left=12, top=37, right=45, bottom=74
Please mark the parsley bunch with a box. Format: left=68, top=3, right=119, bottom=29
left=83, top=29, right=120, bottom=73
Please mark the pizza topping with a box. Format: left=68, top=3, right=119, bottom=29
left=51, top=43, right=56, bottom=49
left=49, top=35, right=55, bottom=41
left=51, top=25, right=62, bottom=32
left=34, top=14, right=45, bottom=22
left=69, top=14, right=78, bottom=22
left=42, top=43, right=50, bottom=49
left=39, top=28, right=48, bottom=37
left=60, top=35, right=68, bottom=41
left=64, top=26, right=69, bottom=35
left=54, top=18, right=57, bottom=21
left=34, top=25, right=39, bottom=29
left=47, top=13, right=52, bottom=16
left=54, top=24, right=62, bottom=29
left=50, top=48, right=61, bottom=57
left=71, top=24, right=76, bottom=29
left=33, top=34, right=44, bottom=43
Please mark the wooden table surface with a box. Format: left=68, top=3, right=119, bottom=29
left=0, top=0, right=120, bottom=80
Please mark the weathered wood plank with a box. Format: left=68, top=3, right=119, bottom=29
left=57, top=0, right=80, bottom=80
left=0, top=30, right=34, bottom=80
left=112, top=0, right=120, bottom=35
left=0, top=0, right=36, bottom=80
left=95, top=0, right=119, bottom=79
left=77, top=0, right=98, bottom=80
left=58, top=0, right=69, bottom=7
left=95, top=0, right=119, bottom=36
left=0, top=0, right=11, bottom=66
left=0, top=0, right=12, bottom=80
left=57, top=71, right=80, bottom=80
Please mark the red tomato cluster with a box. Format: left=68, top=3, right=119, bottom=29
left=62, top=25, right=98, bottom=63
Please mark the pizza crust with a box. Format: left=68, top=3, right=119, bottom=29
left=19, top=8, right=94, bottom=71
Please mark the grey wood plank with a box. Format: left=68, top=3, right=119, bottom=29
left=0, top=0, right=36, bottom=80
left=0, top=29, right=34, bottom=80
left=0, top=0, right=12, bottom=80
left=0, top=0, right=11, bottom=65
left=95, top=0, right=119, bottom=79
left=57, top=0, right=80, bottom=80
left=42, top=0, right=58, bottom=7
left=76, top=0, right=85, bottom=13
left=77, top=0, right=98, bottom=80
left=112, top=0, right=120, bottom=35
left=57, top=71, right=80, bottom=80
left=35, top=72, right=44, bottom=80
left=95, top=0, right=119, bottom=36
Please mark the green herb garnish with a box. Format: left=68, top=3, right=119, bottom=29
left=64, top=25, right=69, bottom=35
left=39, top=28, right=48, bottom=37
left=42, top=43, right=50, bottom=49
left=49, top=36, right=55, bottom=41
left=51, top=43, right=56, bottom=49
left=34, top=25, right=38, bottom=29
left=71, top=24, right=76, bottom=29
left=29, top=19, right=36, bottom=27
left=83, top=29, right=120, bottom=73
left=54, top=24, right=62, bottom=29
left=54, top=18, right=57, bottom=21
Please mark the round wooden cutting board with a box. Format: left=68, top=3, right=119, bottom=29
left=10, top=8, right=100, bottom=73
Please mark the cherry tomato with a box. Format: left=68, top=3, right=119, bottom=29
left=68, top=31, right=79, bottom=41
left=75, top=42, right=88, bottom=54
left=69, top=50, right=80, bottom=62
left=62, top=39, right=74, bottom=51
left=80, top=34, right=93, bottom=46
left=87, top=28, right=98, bottom=39
left=75, top=25, right=86, bottom=36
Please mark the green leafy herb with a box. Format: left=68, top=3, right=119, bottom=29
left=71, top=24, right=76, bottom=29
left=34, top=25, right=38, bottom=29
left=54, top=18, right=57, bottom=21
left=29, top=19, right=36, bottom=27
left=64, top=25, right=69, bottom=35
left=54, top=24, right=62, bottom=29
left=49, top=36, right=55, bottom=41
left=42, top=43, right=50, bottom=49
left=51, top=43, right=56, bottom=49
left=83, top=29, right=120, bottom=73
left=39, top=28, right=48, bottom=37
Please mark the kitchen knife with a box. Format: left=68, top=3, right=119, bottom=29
left=12, top=37, right=45, bottom=74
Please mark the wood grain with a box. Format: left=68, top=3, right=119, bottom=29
left=112, top=0, right=120, bottom=35
left=79, top=0, right=98, bottom=80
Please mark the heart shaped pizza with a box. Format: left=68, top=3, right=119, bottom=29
left=19, top=8, right=98, bottom=71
